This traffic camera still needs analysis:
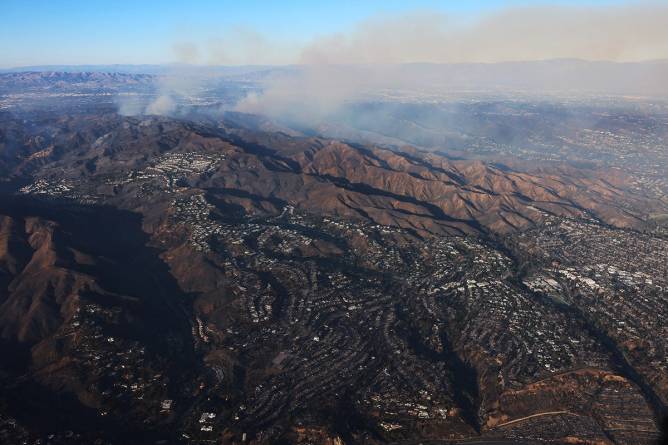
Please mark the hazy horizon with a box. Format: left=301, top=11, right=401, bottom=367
left=4, top=57, right=668, bottom=70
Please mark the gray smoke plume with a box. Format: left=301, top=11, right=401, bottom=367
left=118, top=2, right=668, bottom=118
left=172, top=3, right=668, bottom=66
left=299, top=4, right=668, bottom=64
left=234, top=3, right=668, bottom=125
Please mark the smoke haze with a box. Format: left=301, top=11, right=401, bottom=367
left=298, top=4, right=668, bottom=65
left=232, top=3, right=668, bottom=124
left=171, top=3, right=668, bottom=66
left=116, top=2, right=668, bottom=119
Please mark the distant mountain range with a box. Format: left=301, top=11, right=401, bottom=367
left=2, top=59, right=668, bottom=96
left=0, top=71, right=155, bottom=90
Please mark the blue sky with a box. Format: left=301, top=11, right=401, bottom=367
left=0, top=0, right=643, bottom=67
